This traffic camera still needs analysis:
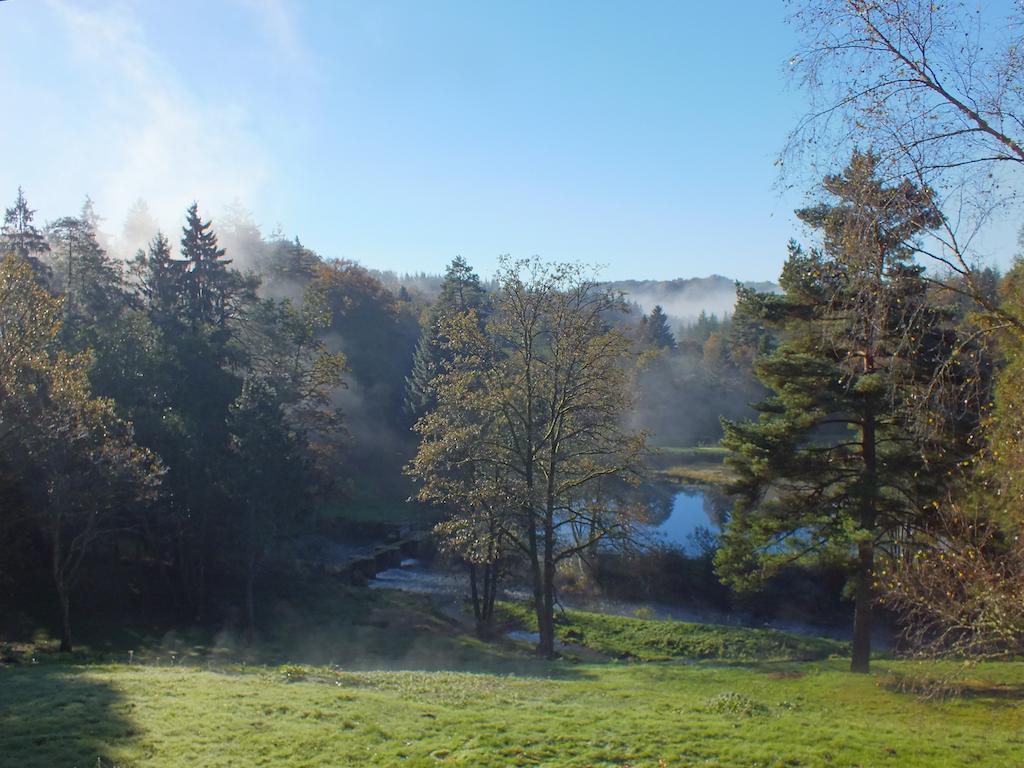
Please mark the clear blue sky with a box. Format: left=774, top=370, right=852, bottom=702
left=0, top=0, right=1010, bottom=281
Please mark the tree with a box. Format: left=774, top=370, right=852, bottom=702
left=46, top=200, right=126, bottom=333
left=881, top=505, right=1024, bottom=661
left=132, top=232, right=183, bottom=318
left=0, top=253, right=161, bottom=651
left=226, top=377, right=310, bottom=643
left=1, top=187, right=50, bottom=276
left=409, top=258, right=646, bottom=657
left=719, top=152, right=959, bottom=673
left=405, top=256, right=488, bottom=419
left=639, top=305, right=676, bottom=351
left=878, top=260, right=1024, bottom=661
left=180, top=203, right=244, bottom=327
left=786, top=0, right=1024, bottom=329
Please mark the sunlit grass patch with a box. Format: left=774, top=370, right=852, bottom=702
left=498, top=602, right=848, bottom=662
left=2, top=659, right=1023, bottom=767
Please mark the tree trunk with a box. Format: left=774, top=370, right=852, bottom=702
left=851, top=540, right=874, bottom=673
left=244, top=508, right=258, bottom=645
left=469, top=563, right=481, bottom=625
left=196, top=508, right=208, bottom=622
left=527, top=512, right=550, bottom=656
left=538, top=515, right=556, bottom=658
left=483, top=564, right=495, bottom=624
left=853, top=394, right=878, bottom=675
left=50, top=518, right=74, bottom=653
left=244, top=555, right=257, bottom=645
left=57, top=583, right=73, bottom=653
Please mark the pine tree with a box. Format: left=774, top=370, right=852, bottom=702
left=46, top=199, right=125, bottom=329
left=133, top=232, right=183, bottom=319
left=640, top=305, right=676, bottom=350
left=180, top=202, right=236, bottom=327
left=0, top=187, right=50, bottom=276
left=718, top=152, right=960, bottom=673
left=404, top=256, right=488, bottom=418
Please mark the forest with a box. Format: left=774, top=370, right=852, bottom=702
left=2, top=1, right=1024, bottom=766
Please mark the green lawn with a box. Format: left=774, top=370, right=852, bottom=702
left=3, top=660, right=1023, bottom=767
left=3, top=583, right=1022, bottom=767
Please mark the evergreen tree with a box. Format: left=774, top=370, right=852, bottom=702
left=404, top=256, right=488, bottom=418
left=180, top=203, right=238, bottom=327
left=133, top=232, right=183, bottom=319
left=252, top=236, right=323, bottom=301
left=718, top=152, right=959, bottom=673
left=0, top=187, right=50, bottom=276
left=639, top=305, right=676, bottom=350
left=46, top=200, right=125, bottom=331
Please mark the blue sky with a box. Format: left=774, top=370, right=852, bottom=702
left=0, top=1, right=1014, bottom=281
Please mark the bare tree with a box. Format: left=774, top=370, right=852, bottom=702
left=785, top=0, right=1024, bottom=326
left=881, top=505, right=1024, bottom=659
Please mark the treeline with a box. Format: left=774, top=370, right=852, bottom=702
left=629, top=306, right=766, bottom=446
left=0, top=190, right=422, bottom=650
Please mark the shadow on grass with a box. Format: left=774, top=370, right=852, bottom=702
left=0, top=664, right=134, bottom=768
left=5, top=578, right=595, bottom=682
left=879, top=668, right=1024, bottom=704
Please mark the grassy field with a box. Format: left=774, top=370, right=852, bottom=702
left=3, top=583, right=1023, bottom=767
left=3, top=658, right=1023, bottom=767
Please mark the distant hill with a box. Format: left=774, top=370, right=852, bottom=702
left=606, top=275, right=780, bottom=327
left=384, top=269, right=781, bottom=328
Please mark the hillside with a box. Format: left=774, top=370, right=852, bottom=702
left=606, top=275, right=780, bottom=326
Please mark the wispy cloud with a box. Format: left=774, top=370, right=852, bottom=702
left=232, top=0, right=317, bottom=78
left=43, top=0, right=269, bottom=252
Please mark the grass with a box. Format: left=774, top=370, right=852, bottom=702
left=3, top=582, right=1023, bottom=767
left=650, top=445, right=737, bottom=487
left=498, top=602, right=848, bottom=662
left=3, top=659, right=1023, bottom=767
left=658, top=463, right=736, bottom=486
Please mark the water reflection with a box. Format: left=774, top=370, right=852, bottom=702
left=644, top=486, right=730, bottom=553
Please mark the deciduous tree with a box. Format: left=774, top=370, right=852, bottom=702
left=410, top=258, right=646, bottom=657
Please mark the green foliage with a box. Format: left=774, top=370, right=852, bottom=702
left=718, top=153, right=969, bottom=672
left=410, top=257, right=646, bottom=656
left=0, top=187, right=50, bottom=276
left=639, top=304, right=676, bottom=350
left=179, top=202, right=248, bottom=327
left=46, top=202, right=126, bottom=336
left=404, top=255, right=488, bottom=419
left=0, top=252, right=162, bottom=651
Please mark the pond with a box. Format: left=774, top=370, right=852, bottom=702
left=645, top=487, right=728, bottom=553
